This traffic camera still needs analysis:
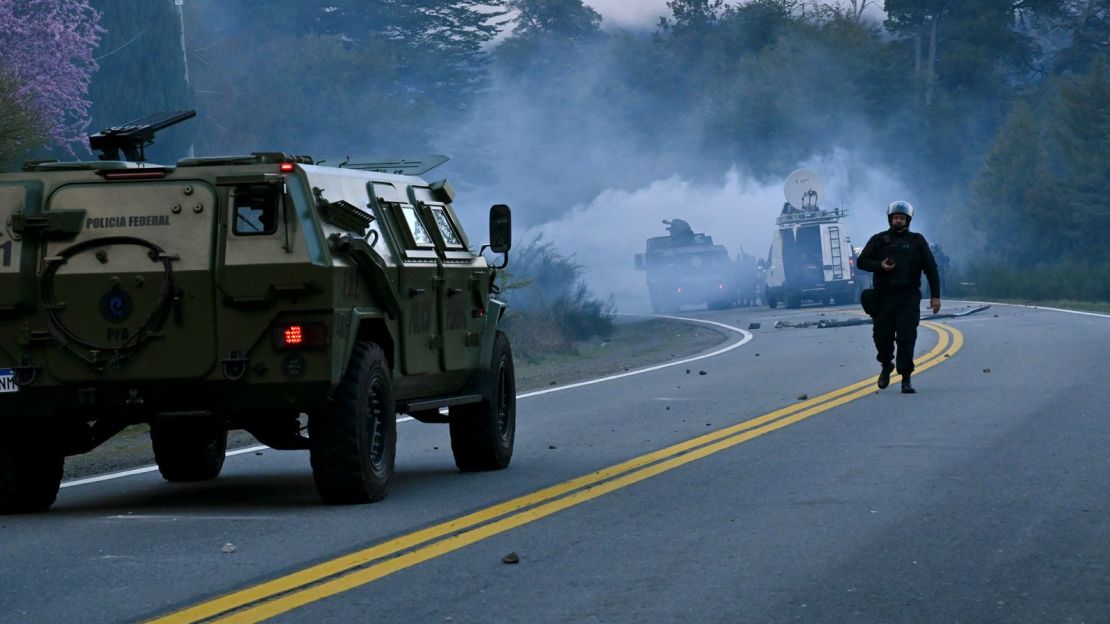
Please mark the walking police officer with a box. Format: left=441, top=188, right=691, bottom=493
left=857, top=201, right=941, bottom=393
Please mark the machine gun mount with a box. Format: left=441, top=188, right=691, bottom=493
left=88, top=110, right=196, bottom=162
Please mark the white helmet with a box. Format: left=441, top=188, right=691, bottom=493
left=887, top=200, right=913, bottom=222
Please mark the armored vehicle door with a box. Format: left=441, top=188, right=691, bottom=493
left=40, top=178, right=218, bottom=379
left=409, top=186, right=483, bottom=372
left=369, top=182, right=441, bottom=376
left=782, top=225, right=824, bottom=288
left=218, top=174, right=307, bottom=303
left=767, top=230, right=786, bottom=288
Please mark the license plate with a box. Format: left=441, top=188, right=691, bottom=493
left=0, top=369, right=18, bottom=393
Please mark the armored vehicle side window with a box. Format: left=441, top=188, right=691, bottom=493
left=233, top=184, right=279, bottom=236
left=400, top=205, right=435, bottom=248
left=429, top=207, right=463, bottom=249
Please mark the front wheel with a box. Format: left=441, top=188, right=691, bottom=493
left=309, top=341, right=396, bottom=504
left=151, top=421, right=228, bottom=482
left=451, top=331, right=516, bottom=471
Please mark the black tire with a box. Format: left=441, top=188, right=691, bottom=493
left=309, top=341, right=396, bottom=504
left=0, top=431, right=63, bottom=514
left=151, top=421, right=228, bottom=482
left=451, top=331, right=515, bottom=472
left=767, top=286, right=778, bottom=309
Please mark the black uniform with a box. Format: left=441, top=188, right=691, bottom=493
left=857, top=229, right=940, bottom=376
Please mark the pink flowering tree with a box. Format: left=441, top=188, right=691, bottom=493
left=0, top=0, right=103, bottom=154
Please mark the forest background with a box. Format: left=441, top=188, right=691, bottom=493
left=1, top=0, right=1107, bottom=353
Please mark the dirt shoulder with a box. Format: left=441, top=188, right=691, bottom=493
left=62, top=317, right=731, bottom=482
left=514, top=316, right=730, bottom=390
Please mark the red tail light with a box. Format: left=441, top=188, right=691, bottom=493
left=283, top=325, right=304, bottom=346
left=272, top=322, right=326, bottom=349
left=280, top=162, right=295, bottom=172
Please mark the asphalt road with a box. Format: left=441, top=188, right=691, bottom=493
left=1, top=302, right=1107, bottom=624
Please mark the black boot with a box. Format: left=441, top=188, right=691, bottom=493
left=877, top=363, right=894, bottom=389
left=901, top=373, right=915, bottom=394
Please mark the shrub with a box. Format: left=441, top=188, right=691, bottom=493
left=496, top=236, right=615, bottom=361
left=959, top=261, right=1110, bottom=302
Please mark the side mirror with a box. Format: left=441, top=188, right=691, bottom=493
left=489, top=204, right=511, bottom=254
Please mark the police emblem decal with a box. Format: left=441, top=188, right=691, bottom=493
left=99, top=287, right=134, bottom=323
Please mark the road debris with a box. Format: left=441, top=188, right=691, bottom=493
left=774, top=304, right=992, bottom=330
left=502, top=552, right=520, bottom=564
left=221, top=543, right=238, bottom=554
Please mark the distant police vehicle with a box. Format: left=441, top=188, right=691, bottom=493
left=762, top=170, right=862, bottom=309
left=635, top=219, right=739, bottom=313
left=0, top=111, right=515, bottom=513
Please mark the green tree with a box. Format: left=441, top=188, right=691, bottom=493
left=1041, top=56, right=1110, bottom=261
left=658, top=0, right=727, bottom=34
left=1045, top=0, right=1110, bottom=75
left=969, top=102, right=1046, bottom=264
left=495, top=0, right=603, bottom=74
left=88, top=0, right=193, bottom=161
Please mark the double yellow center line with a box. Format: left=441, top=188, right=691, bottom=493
left=152, top=321, right=963, bottom=624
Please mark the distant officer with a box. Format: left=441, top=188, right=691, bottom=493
left=857, top=201, right=941, bottom=393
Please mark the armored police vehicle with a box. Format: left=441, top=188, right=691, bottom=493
left=762, top=170, right=862, bottom=309
left=635, top=219, right=740, bottom=313
left=0, top=111, right=515, bottom=513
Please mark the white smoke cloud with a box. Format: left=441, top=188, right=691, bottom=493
left=520, top=148, right=915, bottom=314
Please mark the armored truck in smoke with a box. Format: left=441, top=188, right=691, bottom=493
left=0, top=111, right=516, bottom=513
left=635, top=218, right=741, bottom=313
left=763, top=170, right=862, bottom=309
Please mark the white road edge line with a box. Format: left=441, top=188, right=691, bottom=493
left=61, top=315, right=751, bottom=489
left=61, top=445, right=270, bottom=488
left=516, top=314, right=752, bottom=399
left=953, top=299, right=1110, bottom=319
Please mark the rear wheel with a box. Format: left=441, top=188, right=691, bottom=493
left=0, top=427, right=63, bottom=514
left=151, top=421, right=228, bottom=482
left=451, top=331, right=515, bottom=471
left=767, top=286, right=778, bottom=309
left=309, top=341, right=396, bottom=504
